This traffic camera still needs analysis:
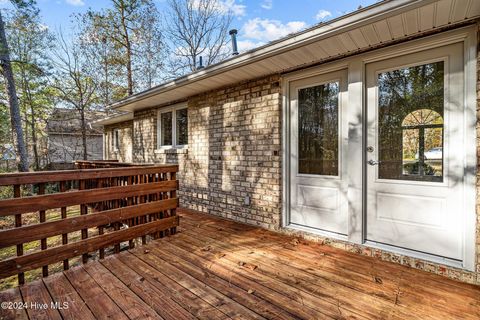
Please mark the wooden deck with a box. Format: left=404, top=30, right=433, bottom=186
left=1, top=208, right=479, bottom=320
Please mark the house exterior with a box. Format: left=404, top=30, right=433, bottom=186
left=96, top=0, right=480, bottom=285
left=46, top=108, right=104, bottom=169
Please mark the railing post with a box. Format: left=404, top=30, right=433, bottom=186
left=60, top=181, right=69, bottom=270
left=38, top=183, right=48, bottom=277
left=79, top=179, right=89, bottom=264
left=170, top=171, right=177, bottom=235
left=14, top=184, right=24, bottom=285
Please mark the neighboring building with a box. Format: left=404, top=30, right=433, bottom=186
left=96, top=0, right=480, bottom=284
left=46, top=108, right=104, bottom=168
left=0, top=144, right=16, bottom=170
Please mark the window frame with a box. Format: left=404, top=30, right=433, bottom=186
left=157, top=103, right=188, bottom=150
left=112, top=128, right=120, bottom=152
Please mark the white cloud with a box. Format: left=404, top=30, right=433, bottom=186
left=237, top=40, right=264, bottom=52
left=209, top=0, right=246, bottom=17
left=261, top=0, right=273, bottom=10
left=66, top=0, right=85, bottom=6
left=315, top=9, right=331, bottom=21
left=191, top=0, right=246, bottom=17
left=242, top=18, right=306, bottom=42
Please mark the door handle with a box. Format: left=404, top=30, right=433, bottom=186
left=368, top=159, right=380, bottom=166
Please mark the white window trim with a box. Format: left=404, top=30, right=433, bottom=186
left=156, top=103, right=188, bottom=150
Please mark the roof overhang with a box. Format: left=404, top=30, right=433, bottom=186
left=111, top=0, right=480, bottom=114
left=94, top=113, right=134, bottom=126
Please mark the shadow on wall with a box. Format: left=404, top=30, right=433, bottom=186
left=134, top=112, right=147, bottom=163
left=183, top=77, right=282, bottom=228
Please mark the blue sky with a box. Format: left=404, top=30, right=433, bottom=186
left=1, top=0, right=380, bottom=51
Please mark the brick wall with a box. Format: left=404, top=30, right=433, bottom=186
left=118, top=75, right=283, bottom=227
left=181, top=75, right=282, bottom=227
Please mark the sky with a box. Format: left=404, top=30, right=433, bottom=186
left=0, top=0, right=380, bottom=52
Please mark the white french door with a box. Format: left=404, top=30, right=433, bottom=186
left=365, top=43, right=465, bottom=260
left=289, top=70, right=348, bottom=235
left=286, top=30, right=476, bottom=267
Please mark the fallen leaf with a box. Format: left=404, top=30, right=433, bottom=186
left=144, top=249, right=150, bottom=254
left=238, top=261, right=245, bottom=266
left=244, top=263, right=257, bottom=271
left=374, top=276, right=383, bottom=284
left=247, top=289, right=255, bottom=294
left=202, top=246, right=212, bottom=252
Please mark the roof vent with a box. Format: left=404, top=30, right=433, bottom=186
left=198, top=56, right=204, bottom=69
left=229, top=29, right=239, bottom=56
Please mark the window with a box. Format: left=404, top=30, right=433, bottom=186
left=377, top=61, right=444, bottom=182
left=112, top=129, right=120, bottom=151
left=298, top=81, right=339, bottom=175
left=158, top=104, right=188, bottom=148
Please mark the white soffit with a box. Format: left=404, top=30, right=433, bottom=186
left=113, top=0, right=480, bottom=113
left=94, top=113, right=133, bottom=126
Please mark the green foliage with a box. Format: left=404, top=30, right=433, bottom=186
left=76, top=0, right=166, bottom=99
left=3, top=7, right=54, bottom=169
left=403, top=161, right=435, bottom=176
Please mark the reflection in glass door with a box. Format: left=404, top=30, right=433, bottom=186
left=298, top=82, right=339, bottom=176
left=377, top=61, right=444, bottom=182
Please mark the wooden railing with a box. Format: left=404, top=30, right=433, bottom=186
left=74, top=160, right=153, bottom=169
left=0, top=164, right=179, bottom=285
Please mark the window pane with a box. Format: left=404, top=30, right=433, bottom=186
left=298, top=82, right=339, bottom=175
left=378, top=62, right=444, bottom=182
left=176, top=108, right=188, bottom=145
left=161, top=112, right=173, bottom=146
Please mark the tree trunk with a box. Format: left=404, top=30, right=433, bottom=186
left=120, top=5, right=133, bottom=96
left=0, top=11, right=29, bottom=171
left=80, top=109, right=88, bottom=160
left=30, top=105, right=39, bottom=170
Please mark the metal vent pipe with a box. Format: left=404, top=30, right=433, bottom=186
left=229, top=29, right=239, bottom=55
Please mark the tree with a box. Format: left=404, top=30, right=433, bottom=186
left=51, top=31, right=99, bottom=160
left=83, top=0, right=166, bottom=97
left=6, top=9, right=54, bottom=170
left=166, top=0, right=232, bottom=75
left=0, top=0, right=36, bottom=172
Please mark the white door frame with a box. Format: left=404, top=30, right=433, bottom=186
left=282, top=25, right=477, bottom=271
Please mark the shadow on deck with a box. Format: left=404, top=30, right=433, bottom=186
left=1, top=208, right=479, bottom=320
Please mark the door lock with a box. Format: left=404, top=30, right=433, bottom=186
left=366, top=146, right=374, bottom=153
left=368, top=159, right=380, bottom=166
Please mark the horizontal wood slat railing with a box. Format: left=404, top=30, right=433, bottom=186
left=74, top=160, right=153, bottom=169
left=0, top=164, right=179, bottom=285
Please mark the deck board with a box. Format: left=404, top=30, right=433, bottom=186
left=1, top=208, right=479, bottom=319
left=43, top=272, right=96, bottom=320
left=117, top=252, right=229, bottom=320
left=19, top=278, right=62, bottom=320
left=64, top=265, right=129, bottom=319
left=0, top=287, right=28, bottom=320
left=100, top=256, right=196, bottom=320
left=83, top=262, right=161, bottom=319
